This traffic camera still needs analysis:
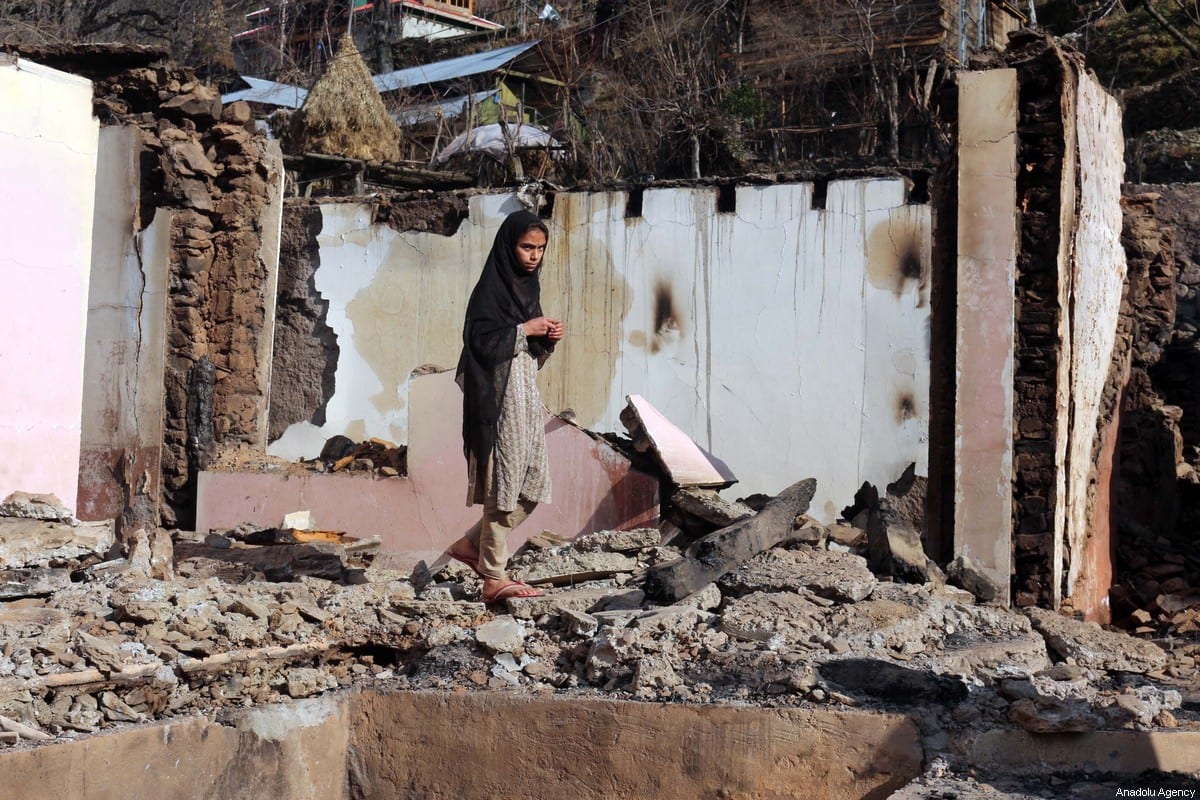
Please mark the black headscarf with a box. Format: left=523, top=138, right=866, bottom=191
left=456, top=210, right=555, bottom=485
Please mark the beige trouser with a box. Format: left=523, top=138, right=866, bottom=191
left=466, top=497, right=538, bottom=580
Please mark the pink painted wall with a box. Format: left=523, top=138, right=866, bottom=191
left=0, top=58, right=99, bottom=511
left=197, top=370, right=659, bottom=569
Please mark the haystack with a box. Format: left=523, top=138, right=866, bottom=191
left=288, top=33, right=401, bottom=162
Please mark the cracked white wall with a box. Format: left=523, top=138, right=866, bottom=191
left=77, top=126, right=170, bottom=521
left=0, top=58, right=99, bottom=510
left=1064, top=73, right=1126, bottom=602
left=270, top=182, right=930, bottom=521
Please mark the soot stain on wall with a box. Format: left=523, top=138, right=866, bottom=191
left=650, top=278, right=683, bottom=354
left=866, top=211, right=931, bottom=305
left=895, top=391, right=918, bottom=425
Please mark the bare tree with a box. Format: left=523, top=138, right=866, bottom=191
left=0, top=0, right=250, bottom=77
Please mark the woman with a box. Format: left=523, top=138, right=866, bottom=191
left=450, top=209, right=564, bottom=603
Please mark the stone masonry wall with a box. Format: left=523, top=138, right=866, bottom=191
left=269, top=201, right=337, bottom=443
left=1008, top=35, right=1071, bottom=608
left=158, top=95, right=276, bottom=527
left=1113, top=194, right=1178, bottom=547
left=55, top=49, right=280, bottom=528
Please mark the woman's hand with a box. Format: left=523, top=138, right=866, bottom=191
left=524, top=316, right=564, bottom=341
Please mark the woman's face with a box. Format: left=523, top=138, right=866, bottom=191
left=514, top=227, right=548, bottom=273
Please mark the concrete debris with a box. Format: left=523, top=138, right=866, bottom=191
left=849, top=480, right=945, bottom=586
left=475, top=616, right=525, bottom=654
left=721, top=547, right=877, bottom=603
left=947, top=555, right=1005, bottom=605
left=0, top=493, right=72, bottom=521
left=817, top=658, right=969, bottom=704
left=670, top=487, right=754, bottom=530
left=0, top=569, right=71, bottom=601
left=509, top=548, right=637, bottom=586
left=644, top=478, right=817, bottom=601
left=0, top=518, right=115, bottom=570
left=126, top=527, right=175, bottom=581
left=1023, top=607, right=1169, bottom=673
left=0, top=485, right=1191, bottom=799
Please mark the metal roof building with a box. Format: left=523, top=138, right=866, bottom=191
left=221, top=76, right=309, bottom=110
left=372, top=41, right=538, bottom=93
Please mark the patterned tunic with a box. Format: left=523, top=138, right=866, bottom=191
left=466, top=325, right=551, bottom=511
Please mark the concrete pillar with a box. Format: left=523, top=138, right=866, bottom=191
left=954, top=69, right=1019, bottom=605
left=77, top=127, right=170, bottom=525
left=0, top=57, right=99, bottom=510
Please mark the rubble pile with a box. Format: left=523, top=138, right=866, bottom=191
left=0, top=482, right=1195, bottom=797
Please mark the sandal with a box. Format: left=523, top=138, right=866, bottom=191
left=482, top=580, right=543, bottom=604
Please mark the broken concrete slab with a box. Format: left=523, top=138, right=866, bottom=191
left=568, top=528, right=660, bottom=553
left=874, top=522, right=946, bottom=586
left=0, top=518, right=115, bottom=569
left=0, top=568, right=71, bottom=600
left=503, top=586, right=623, bottom=620
left=173, top=539, right=350, bottom=583
left=825, top=584, right=1050, bottom=680
left=0, top=492, right=72, bottom=521
left=721, top=547, right=877, bottom=603
left=1008, top=696, right=1102, bottom=733
left=1024, top=607, right=1168, bottom=673
left=719, top=591, right=829, bottom=647
left=620, top=394, right=736, bottom=488
left=645, top=478, right=817, bottom=601
left=475, top=616, right=525, bottom=654
left=509, top=550, right=638, bottom=586
left=947, top=555, right=1005, bottom=605
left=671, top=487, right=754, bottom=529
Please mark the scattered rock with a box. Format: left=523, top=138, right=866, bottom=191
left=671, top=487, right=754, bottom=529
left=1009, top=696, right=1100, bottom=733
left=722, top=547, right=877, bottom=603
left=0, top=518, right=115, bottom=569
left=510, top=550, right=637, bottom=585
left=475, top=616, right=525, bottom=654
left=1024, top=607, right=1168, bottom=673
left=0, top=492, right=72, bottom=521
left=719, top=591, right=828, bottom=647
left=571, top=528, right=661, bottom=553
left=947, top=556, right=1004, bottom=604
left=827, top=524, right=867, bottom=548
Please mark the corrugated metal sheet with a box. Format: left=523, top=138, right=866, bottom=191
left=393, top=89, right=496, bottom=126
left=221, top=76, right=308, bottom=109
left=372, top=41, right=537, bottom=93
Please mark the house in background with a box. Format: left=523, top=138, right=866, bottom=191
left=233, top=0, right=502, bottom=75
left=220, top=75, right=309, bottom=113
left=372, top=40, right=567, bottom=164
